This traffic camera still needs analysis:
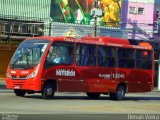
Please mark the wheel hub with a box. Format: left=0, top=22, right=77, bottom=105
left=46, top=88, right=53, bottom=96
left=118, top=88, right=124, bottom=97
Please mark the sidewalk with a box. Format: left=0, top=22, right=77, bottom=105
left=153, top=88, right=160, bottom=92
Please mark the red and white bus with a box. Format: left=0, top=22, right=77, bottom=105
left=6, top=36, right=154, bottom=100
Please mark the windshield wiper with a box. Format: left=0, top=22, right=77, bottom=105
left=11, top=48, right=30, bottom=69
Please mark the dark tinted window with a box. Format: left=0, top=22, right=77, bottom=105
left=136, top=50, right=152, bottom=69
left=98, top=46, right=116, bottom=67
left=76, top=44, right=96, bottom=66
left=118, top=48, right=135, bottom=68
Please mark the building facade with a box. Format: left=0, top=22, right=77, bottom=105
left=0, top=0, right=159, bottom=41
left=0, top=0, right=51, bottom=20
left=154, top=0, right=160, bottom=40
left=121, top=0, right=156, bottom=41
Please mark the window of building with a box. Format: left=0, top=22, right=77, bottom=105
left=129, top=7, right=137, bottom=14
left=138, top=7, right=144, bottom=15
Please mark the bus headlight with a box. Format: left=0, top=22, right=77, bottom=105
left=27, top=64, right=40, bottom=79
left=27, top=70, right=38, bottom=79
left=6, top=72, right=12, bottom=78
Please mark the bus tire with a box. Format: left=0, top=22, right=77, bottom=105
left=109, top=85, right=126, bottom=100
left=14, top=89, right=26, bottom=97
left=42, top=83, right=55, bottom=99
left=86, top=92, right=100, bottom=99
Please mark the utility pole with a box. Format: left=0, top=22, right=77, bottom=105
left=90, top=0, right=103, bottom=37
left=158, top=54, right=160, bottom=90
left=154, top=20, right=160, bottom=90
left=94, top=17, right=97, bottom=37
left=154, top=53, right=160, bottom=90
left=49, top=22, right=52, bottom=36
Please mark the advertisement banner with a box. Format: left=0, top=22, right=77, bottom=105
left=50, top=22, right=125, bottom=38
left=50, top=0, right=122, bottom=27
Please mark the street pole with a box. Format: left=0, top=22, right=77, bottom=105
left=90, top=0, right=103, bottom=38
left=158, top=54, right=160, bottom=90
left=49, top=22, right=52, bottom=36
left=94, top=16, right=97, bottom=37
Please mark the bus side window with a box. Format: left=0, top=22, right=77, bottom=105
left=126, top=49, right=135, bottom=68
left=97, top=46, right=116, bottom=67
left=76, top=44, right=85, bottom=66
left=118, top=48, right=126, bottom=68
left=136, top=50, right=142, bottom=69
left=141, top=50, right=152, bottom=69
left=76, top=44, right=96, bottom=66
left=44, top=42, right=74, bottom=68
left=68, top=46, right=74, bottom=64
left=98, top=46, right=107, bottom=67
left=136, top=50, right=152, bottom=69
left=146, top=51, right=152, bottom=69
left=83, top=46, right=89, bottom=65
left=108, top=47, right=116, bottom=67
left=117, top=48, right=135, bottom=68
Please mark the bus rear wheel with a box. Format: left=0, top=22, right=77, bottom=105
left=42, top=83, right=55, bottom=99
left=109, top=85, right=126, bottom=100
left=14, top=89, right=26, bottom=97
left=86, top=92, right=101, bottom=99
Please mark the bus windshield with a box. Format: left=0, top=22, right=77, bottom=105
left=10, top=40, right=50, bottom=69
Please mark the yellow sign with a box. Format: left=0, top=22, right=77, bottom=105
left=101, top=0, right=122, bottom=27
left=64, top=28, right=79, bottom=38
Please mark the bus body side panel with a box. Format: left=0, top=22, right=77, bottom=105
left=42, top=64, right=153, bottom=93
left=82, top=67, right=153, bottom=93
left=125, top=69, right=153, bottom=92
left=83, top=67, right=117, bottom=93
left=42, top=66, right=118, bottom=93
left=42, top=64, right=89, bottom=92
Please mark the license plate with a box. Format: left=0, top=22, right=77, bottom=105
left=14, top=86, right=20, bottom=89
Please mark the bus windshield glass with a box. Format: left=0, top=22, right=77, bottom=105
left=10, top=40, right=50, bottom=69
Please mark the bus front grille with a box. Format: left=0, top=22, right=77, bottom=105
left=11, top=75, right=27, bottom=80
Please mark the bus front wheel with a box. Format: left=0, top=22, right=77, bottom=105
left=86, top=92, right=101, bottom=99
left=14, top=89, right=26, bottom=97
left=109, top=85, right=126, bottom=100
left=42, top=83, right=55, bottom=99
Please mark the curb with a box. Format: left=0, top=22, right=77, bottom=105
left=153, top=90, right=160, bottom=92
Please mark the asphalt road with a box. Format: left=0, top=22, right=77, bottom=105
left=0, top=89, right=160, bottom=114
left=0, top=82, right=160, bottom=120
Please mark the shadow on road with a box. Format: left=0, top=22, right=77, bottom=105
left=23, top=94, right=160, bottom=101
left=124, top=96, right=160, bottom=101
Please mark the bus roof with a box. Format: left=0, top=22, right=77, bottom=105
left=27, top=36, right=153, bottom=50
